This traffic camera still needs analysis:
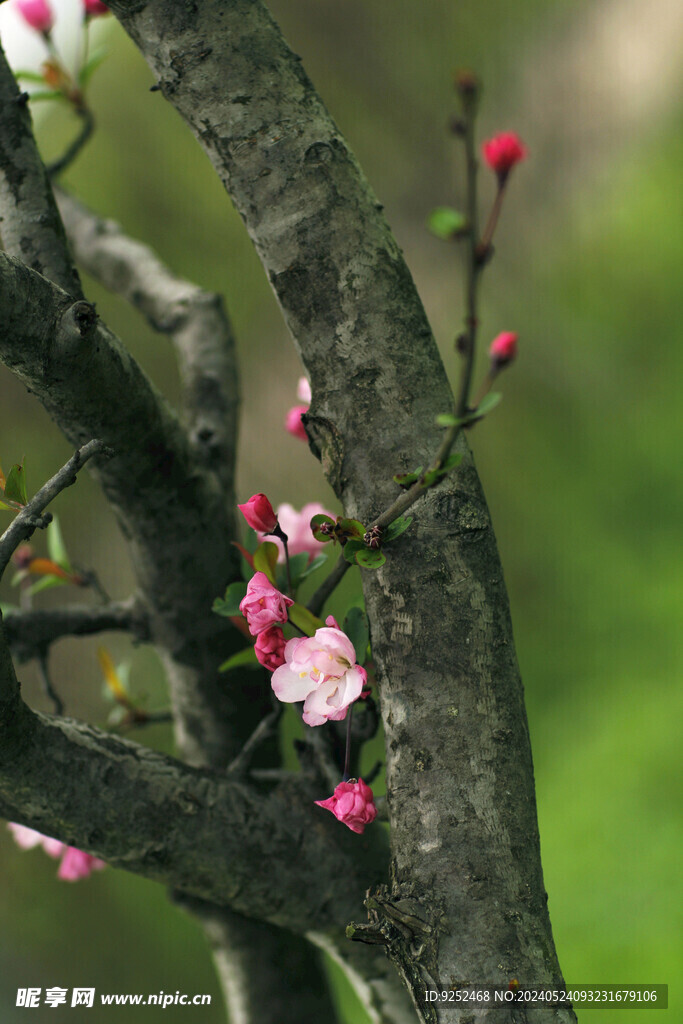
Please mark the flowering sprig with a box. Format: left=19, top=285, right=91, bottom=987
left=7, top=823, right=106, bottom=881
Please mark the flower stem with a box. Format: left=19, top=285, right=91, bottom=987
left=343, top=704, right=354, bottom=781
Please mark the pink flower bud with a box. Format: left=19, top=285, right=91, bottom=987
left=83, top=0, right=109, bottom=15
left=12, top=543, right=34, bottom=570
left=254, top=625, right=287, bottom=671
left=57, top=847, right=106, bottom=881
left=284, top=404, right=309, bottom=442
left=315, top=778, right=377, bottom=834
left=238, top=493, right=278, bottom=534
left=489, top=331, right=518, bottom=367
left=239, top=572, right=293, bottom=636
left=15, top=0, right=53, bottom=33
left=481, top=132, right=527, bottom=180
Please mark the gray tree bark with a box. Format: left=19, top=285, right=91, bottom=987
left=0, top=1, right=576, bottom=1021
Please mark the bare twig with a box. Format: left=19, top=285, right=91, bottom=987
left=36, top=651, right=64, bottom=716
left=307, top=553, right=350, bottom=617
left=47, top=106, right=95, bottom=179
left=0, top=440, right=109, bottom=581
left=227, top=704, right=282, bottom=776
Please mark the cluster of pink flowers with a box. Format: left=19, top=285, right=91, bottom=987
left=285, top=376, right=311, bottom=441
left=15, top=0, right=108, bottom=33
left=8, top=823, right=106, bottom=881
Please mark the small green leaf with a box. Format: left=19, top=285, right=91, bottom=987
left=46, top=516, right=71, bottom=572
left=212, top=581, right=248, bottom=617
left=337, top=517, right=365, bottom=540
left=296, top=553, right=328, bottom=581
left=393, top=467, right=423, bottom=488
left=27, top=90, right=68, bottom=103
left=14, top=70, right=47, bottom=83
left=310, top=513, right=335, bottom=542
left=287, top=552, right=310, bottom=582
left=472, top=391, right=502, bottom=419
left=243, top=527, right=259, bottom=554
left=253, top=541, right=279, bottom=584
left=441, top=453, right=463, bottom=472
left=4, top=463, right=27, bottom=506
left=219, top=646, right=259, bottom=673
left=355, top=548, right=386, bottom=570
left=289, top=602, right=323, bottom=637
left=0, top=499, right=18, bottom=512
left=343, top=606, right=370, bottom=665
left=427, top=206, right=467, bottom=240
left=383, top=516, right=413, bottom=543
left=422, top=468, right=442, bottom=488
left=78, top=48, right=107, bottom=89
left=343, top=539, right=364, bottom=564
left=27, top=575, right=68, bottom=597
left=436, top=412, right=464, bottom=428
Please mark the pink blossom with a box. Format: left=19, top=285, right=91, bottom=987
left=238, top=493, right=278, bottom=534
left=481, top=132, right=527, bottom=179
left=271, top=623, right=366, bottom=726
left=239, top=572, right=293, bottom=636
left=7, top=823, right=106, bottom=880
left=296, top=376, right=312, bottom=403
left=489, top=331, right=518, bottom=367
left=315, top=778, right=377, bottom=834
left=15, top=0, right=53, bottom=33
left=254, top=625, right=287, bottom=671
left=57, top=847, right=106, bottom=881
left=284, top=404, right=309, bottom=441
left=266, top=503, right=335, bottom=563
left=83, top=0, right=109, bottom=14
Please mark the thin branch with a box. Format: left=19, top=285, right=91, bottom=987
left=307, top=554, right=350, bottom=617
left=0, top=440, right=108, bottom=581
left=48, top=106, right=95, bottom=178
left=36, top=652, right=64, bottom=716
left=2, top=597, right=149, bottom=663
left=55, top=188, right=240, bottom=492
left=227, top=704, right=282, bottom=776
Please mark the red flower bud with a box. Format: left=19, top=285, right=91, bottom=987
left=238, top=494, right=278, bottom=534
left=489, top=331, right=518, bottom=367
left=16, top=0, right=53, bottom=33
left=481, top=132, right=527, bottom=180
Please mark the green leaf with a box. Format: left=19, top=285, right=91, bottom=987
left=343, top=606, right=369, bottom=665
left=343, top=539, right=364, bottom=564
left=4, top=463, right=27, bottom=506
left=0, top=499, right=19, bottom=512
left=472, top=391, right=502, bottom=419
left=441, top=453, right=463, bottom=472
left=219, top=646, right=259, bottom=673
left=253, top=541, right=279, bottom=584
left=383, top=516, right=413, bottom=543
left=296, top=553, right=328, bottom=581
left=310, top=513, right=335, bottom=542
left=355, top=548, right=386, bottom=570
left=212, top=581, right=248, bottom=617
left=422, top=468, right=442, bottom=488
left=287, top=552, right=310, bottom=582
left=46, top=516, right=72, bottom=572
left=337, top=517, right=365, bottom=540
left=78, top=48, right=107, bottom=89
left=14, top=70, right=47, bottom=83
left=393, top=467, right=423, bottom=488
left=435, top=412, right=464, bottom=428
left=288, top=602, right=323, bottom=637
left=27, top=91, right=68, bottom=103
left=243, top=527, right=259, bottom=554
left=27, top=575, right=68, bottom=597
left=427, top=206, right=467, bottom=240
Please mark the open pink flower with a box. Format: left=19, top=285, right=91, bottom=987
left=266, top=502, right=335, bottom=563
left=271, top=621, right=366, bottom=726
left=489, top=331, right=518, bottom=367
left=238, top=493, right=278, bottom=534
left=15, top=0, right=53, bottom=33
left=8, top=823, right=106, bottom=880
left=481, top=132, right=527, bottom=180
left=239, top=572, right=293, bottom=636
left=57, top=847, right=106, bottom=881
left=315, top=778, right=377, bottom=834
left=285, top=377, right=312, bottom=441
left=254, top=625, right=287, bottom=671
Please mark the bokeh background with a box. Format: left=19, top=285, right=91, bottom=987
left=0, top=0, right=681, bottom=1020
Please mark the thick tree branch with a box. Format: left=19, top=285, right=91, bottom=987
left=2, top=597, right=149, bottom=663
left=106, top=2, right=575, bottom=1018
left=0, top=43, right=81, bottom=294
left=55, top=188, right=240, bottom=491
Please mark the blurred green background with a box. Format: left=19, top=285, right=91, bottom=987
left=0, top=0, right=681, bottom=1020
